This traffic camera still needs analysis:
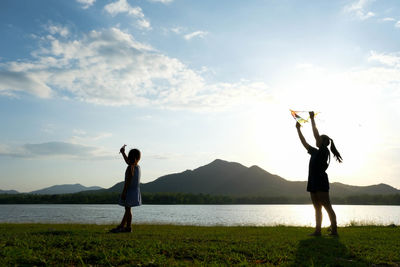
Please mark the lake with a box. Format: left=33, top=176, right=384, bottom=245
left=0, top=204, right=399, bottom=226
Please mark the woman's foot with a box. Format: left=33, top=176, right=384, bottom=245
left=327, top=226, right=338, bottom=236
left=109, top=225, right=124, bottom=233
left=308, top=231, right=322, bottom=236
left=109, top=226, right=131, bottom=233
left=121, top=227, right=131, bottom=233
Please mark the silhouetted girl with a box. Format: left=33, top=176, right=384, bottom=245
left=110, top=145, right=141, bottom=233
left=296, top=112, right=342, bottom=236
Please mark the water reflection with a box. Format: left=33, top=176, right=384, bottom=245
left=0, top=204, right=399, bottom=226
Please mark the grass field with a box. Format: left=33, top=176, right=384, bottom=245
left=1, top=224, right=399, bottom=266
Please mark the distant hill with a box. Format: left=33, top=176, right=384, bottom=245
left=330, top=182, right=400, bottom=197
left=9, top=159, right=398, bottom=198
left=29, top=184, right=103, bottom=195
left=107, top=159, right=399, bottom=198
left=0, top=189, right=19, bottom=194
left=1, top=160, right=399, bottom=204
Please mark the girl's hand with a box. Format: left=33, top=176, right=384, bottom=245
left=309, top=111, right=315, bottom=119
left=120, top=144, right=127, bottom=154
left=296, top=122, right=301, bottom=129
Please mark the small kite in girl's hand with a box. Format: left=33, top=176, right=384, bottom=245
left=290, top=110, right=308, bottom=124
left=290, top=110, right=319, bottom=125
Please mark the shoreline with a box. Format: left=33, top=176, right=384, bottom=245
left=0, top=222, right=398, bottom=227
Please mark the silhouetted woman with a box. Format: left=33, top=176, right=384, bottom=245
left=110, top=145, right=141, bottom=233
left=296, top=112, right=342, bottom=236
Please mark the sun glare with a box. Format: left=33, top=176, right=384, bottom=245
left=240, top=65, right=384, bottom=184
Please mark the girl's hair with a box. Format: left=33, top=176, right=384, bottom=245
left=329, top=138, right=343, bottom=163
left=321, top=135, right=343, bottom=163
left=128, top=149, right=141, bottom=164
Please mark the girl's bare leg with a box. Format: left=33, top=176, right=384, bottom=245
left=317, top=192, right=337, bottom=234
left=310, top=192, right=322, bottom=235
left=125, top=207, right=132, bottom=229
left=119, top=209, right=128, bottom=228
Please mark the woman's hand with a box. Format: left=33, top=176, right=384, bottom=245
left=120, top=144, right=127, bottom=154
left=309, top=111, right=315, bottom=119
left=296, top=122, right=301, bottom=129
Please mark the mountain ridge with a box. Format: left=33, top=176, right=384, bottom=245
left=0, top=189, right=19, bottom=194
left=28, top=183, right=103, bottom=195
left=2, top=159, right=398, bottom=197
left=106, top=159, right=400, bottom=198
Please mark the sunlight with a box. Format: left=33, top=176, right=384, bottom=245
left=242, top=65, right=385, bottom=184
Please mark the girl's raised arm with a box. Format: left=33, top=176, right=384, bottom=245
left=296, top=122, right=310, bottom=150
left=310, top=111, right=321, bottom=144
left=120, top=144, right=130, bottom=165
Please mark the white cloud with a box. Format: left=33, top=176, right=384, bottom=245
left=137, top=19, right=151, bottom=29
left=361, top=11, right=375, bottom=20
left=25, top=142, right=94, bottom=156
left=70, top=131, right=113, bottom=144
left=76, top=0, right=96, bottom=9
left=72, top=129, right=87, bottom=135
left=47, top=24, right=69, bottom=37
left=344, top=0, right=375, bottom=20
left=147, top=0, right=174, bottom=3
left=0, top=141, right=112, bottom=160
left=368, top=51, right=400, bottom=67
left=104, top=0, right=142, bottom=16
left=162, top=26, right=192, bottom=37
left=41, top=124, right=57, bottom=134
left=382, top=17, right=395, bottom=22
left=0, top=70, right=52, bottom=98
left=0, top=27, right=273, bottom=111
left=0, top=128, right=115, bottom=160
left=171, top=26, right=184, bottom=34
left=184, top=31, right=208, bottom=40
left=396, top=21, right=400, bottom=28
left=104, top=0, right=151, bottom=29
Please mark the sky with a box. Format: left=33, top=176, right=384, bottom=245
left=1, top=0, right=400, bottom=192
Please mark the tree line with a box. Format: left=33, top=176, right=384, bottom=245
left=1, top=192, right=400, bottom=205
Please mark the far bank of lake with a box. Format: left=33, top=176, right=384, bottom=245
left=0, top=204, right=399, bottom=226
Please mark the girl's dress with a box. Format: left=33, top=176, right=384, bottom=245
left=119, top=165, right=142, bottom=207
left=307, top=146, right=330, bottom=192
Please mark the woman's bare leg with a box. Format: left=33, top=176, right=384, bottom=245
left=317, top=192, right=337, bottom=234
left=125, top=207, right=132, bottom=229
left=310, top=192, right=322, bottom=234
left=119, top=210, right=128, bottom=228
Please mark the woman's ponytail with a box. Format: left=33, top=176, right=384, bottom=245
left=329, top=138, right=343, bottom=163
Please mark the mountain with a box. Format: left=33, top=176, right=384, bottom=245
left=107, top=181, right=124, bottom=193
left=0, top=189, right=19, bottom=194
left=107, top=159, right=399, bottom=198
left=140, top=159, right=303, bottom=196
left=29, top=184, right=103, bottom=195
left=330, top=182, right=400, bottom=197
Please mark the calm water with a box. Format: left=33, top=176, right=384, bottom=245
left=0, top=204, right=399, bottom=226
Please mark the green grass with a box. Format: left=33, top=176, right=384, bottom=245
left=0, top=224, right=399, bottom=266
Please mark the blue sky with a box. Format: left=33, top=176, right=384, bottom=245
left=1, top=0, right=400, bottom=192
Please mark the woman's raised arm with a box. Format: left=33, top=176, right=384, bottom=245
left=310, top=111, right=321, bottom=144
left=120, top=144, right=130, bottom=165
left=296, top=122, right=310, bottom=150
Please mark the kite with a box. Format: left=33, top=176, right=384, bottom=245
left=290, top=110, right=319, bottom=125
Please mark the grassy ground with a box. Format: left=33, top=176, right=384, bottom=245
left=0, top=224, right=399, bottom=266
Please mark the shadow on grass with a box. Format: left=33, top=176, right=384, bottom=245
left=33, top=230, right=74, bottom=236
left=291, top=236, right=368, bottom=266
